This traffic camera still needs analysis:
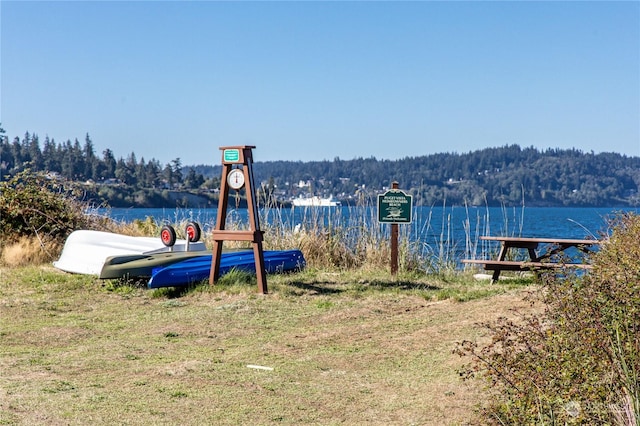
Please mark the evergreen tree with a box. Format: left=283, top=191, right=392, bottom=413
left=135, top=156, right=146, bottom=187
left=25, top=133, right=44, bottom=170
left=72, top=138, right=85, bottom=180
left=170, top=158, right=183, bottom=187
left=42, top=136, right=59, bottom=172
left=124, top=152, right=138, bottom=186
left=10, top=137, right=22, bottom=172
left=143, top=159, right=162, bottom=188
left=115, top=157, right=133, bottom=185
left=83, top=134, right=98, bottom=180
left=162, top=163, right=174, bottom=188
left=102, top=149, right=116, bottom=179
left=183, top=167, right=204, bottom=189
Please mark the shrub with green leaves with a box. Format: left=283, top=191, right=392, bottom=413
left=0, top=170, right=95, bottom=242
left=456, top=212, right=640, bottom=425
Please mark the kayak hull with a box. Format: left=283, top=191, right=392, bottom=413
left=99, top=251, right=211, bottom=279
left=148, top=249, right=306, bottom=288
left=53, top=230, right=207, bottom=276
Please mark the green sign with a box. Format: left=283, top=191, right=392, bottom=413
left=223, top=149, right=240, bottom=163
left=378, top=189, right=412, bottom=223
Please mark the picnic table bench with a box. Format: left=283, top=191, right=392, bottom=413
left=462, top=236, right=601, bottom=283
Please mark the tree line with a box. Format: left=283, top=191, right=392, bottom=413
left=0, top=130, right=211, bottom=191
left=2, top=126, right=639, bottom=207
left=196, top=145, right=640, bottom=207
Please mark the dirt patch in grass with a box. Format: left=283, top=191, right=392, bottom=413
left=0, top=266, right=536, bottom=425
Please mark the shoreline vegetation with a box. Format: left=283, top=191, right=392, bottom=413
left=1, top=169, right=639, bottom=424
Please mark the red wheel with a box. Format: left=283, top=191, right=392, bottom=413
left=185, top=221, right=202, bottom=243
left=160, top=225, right=177, bottom=247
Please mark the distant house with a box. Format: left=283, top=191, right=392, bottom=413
left=45, top=171, right=61, bottom=180
left=102, top=178, right=122, bottom=186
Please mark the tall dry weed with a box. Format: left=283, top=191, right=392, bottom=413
left=0, top=236, right=61, bottom=266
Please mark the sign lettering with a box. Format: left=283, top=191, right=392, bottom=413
left=378, top=189, right=412, bottom=223
left=223, top=149, right=240, bottom=163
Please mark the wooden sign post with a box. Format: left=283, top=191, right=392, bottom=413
left=377, top=181, right=413, bottom=275
left=209, top=146, right=267, bottom=294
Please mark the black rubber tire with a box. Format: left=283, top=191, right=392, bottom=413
left=185, top=221, right=202, bottom=243
left=160, top=225, right=177, bottom=247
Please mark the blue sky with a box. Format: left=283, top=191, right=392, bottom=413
left=1, top=1, right=638, bottom=166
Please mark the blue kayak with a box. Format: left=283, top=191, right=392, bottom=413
left=148, top=249, right=305, bottom=288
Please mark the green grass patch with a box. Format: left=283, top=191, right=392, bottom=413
left=0, top=264, right=537, bottom=425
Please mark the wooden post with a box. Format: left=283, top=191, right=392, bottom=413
left=390, top=181, right=399, bottom=275
left=209, top=146, right=267, bottom=294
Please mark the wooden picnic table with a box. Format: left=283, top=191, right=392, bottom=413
left=462, top=236, right=601, bottom=282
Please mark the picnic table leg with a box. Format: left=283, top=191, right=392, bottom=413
left=491, top=243, right=509, bottom=283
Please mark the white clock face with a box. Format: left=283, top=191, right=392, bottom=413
left=227, top=168, right=245, bottom=190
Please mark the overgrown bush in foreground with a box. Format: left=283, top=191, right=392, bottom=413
left=456, top=212, right=640, bottom=425
left=0, top=170, right=106, bottom=264
left=0, top=170, right=96, bottom=240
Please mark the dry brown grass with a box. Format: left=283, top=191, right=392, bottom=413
left=0, top=265, right=537, bottom=425
left=0, top=236, right=62, bottom=267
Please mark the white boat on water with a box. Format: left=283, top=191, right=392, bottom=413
left=53, top=229, right=207, bottom=276
left=292, top=195, right=342, bottom=207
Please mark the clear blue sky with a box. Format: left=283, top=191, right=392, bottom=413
left=2, top=1, right=639, bottom=166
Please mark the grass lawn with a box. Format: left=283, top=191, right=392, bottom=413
left=0, top=266, right=536, bottom=425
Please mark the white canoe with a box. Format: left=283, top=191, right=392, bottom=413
left=53, top=230, right=207, bottom=275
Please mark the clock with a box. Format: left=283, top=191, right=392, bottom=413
left=227, top=168, right=245, bottom=190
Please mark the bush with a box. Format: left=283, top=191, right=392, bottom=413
left=0, top=170, right=105, bottom=262
left=456, top=212, right=640, bottom=425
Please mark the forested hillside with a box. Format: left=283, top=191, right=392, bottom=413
left=198, top=145, right=640, bottom=207
left=1, top=127, right=638, bottom=207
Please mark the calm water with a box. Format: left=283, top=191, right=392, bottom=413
left=92, top=205, right=637, bottom=252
